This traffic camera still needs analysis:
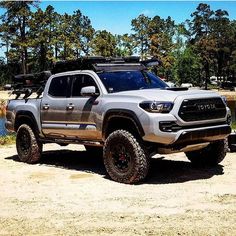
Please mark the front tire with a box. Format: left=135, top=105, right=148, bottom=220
left=103, top=130, right=149, bottom=184
left=185, top=139, right=228, bottom=166
left=16, top=124, right=42, bottom=164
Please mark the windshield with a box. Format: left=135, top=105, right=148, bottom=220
left=98, top=70, right=168, bottom=93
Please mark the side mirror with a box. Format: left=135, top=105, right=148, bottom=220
left=80, top=86, right=99, bottom=97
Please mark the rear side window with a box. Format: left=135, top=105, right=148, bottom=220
left=48, top=76, right=69, bottom=97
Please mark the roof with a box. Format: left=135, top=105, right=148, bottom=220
left=51, top=56, right=146, bottom=74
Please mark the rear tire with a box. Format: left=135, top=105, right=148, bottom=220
left=103, top=130, right=149, bottom=184
left=16, top=124, right=42, bottom=164
left=185, top=139, right=227, bottom=166
left=228, top=133, right=236, bottom=152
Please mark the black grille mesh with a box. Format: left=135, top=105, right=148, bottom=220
left=178, top=97, right=226, bottom=122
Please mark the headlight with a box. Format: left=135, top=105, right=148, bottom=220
left=139, top=101, right=173, bottom=113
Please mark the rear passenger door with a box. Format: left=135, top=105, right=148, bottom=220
left=41, top=75, right=71, bottom=137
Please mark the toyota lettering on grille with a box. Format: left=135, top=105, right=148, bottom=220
left=197, top=103, right=216, bottom=111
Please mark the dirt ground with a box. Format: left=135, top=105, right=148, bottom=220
left=0, top=144, right=235, bottom=235
left=0, top=90, right=12, bottom=100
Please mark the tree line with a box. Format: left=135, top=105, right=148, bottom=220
left=0, top=1, right=236, bottom=87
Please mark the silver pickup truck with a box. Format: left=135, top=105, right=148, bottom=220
left=6, top=59, right=231, bottom=184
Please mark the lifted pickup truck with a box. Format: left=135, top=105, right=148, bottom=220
left=6, top=57, right=231, bottom=184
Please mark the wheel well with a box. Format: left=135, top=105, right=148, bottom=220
left=104, top=116, right=142, bottom=139
left=15, top=113, right=39, bottom=134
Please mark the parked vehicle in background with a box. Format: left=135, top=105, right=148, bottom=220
left=180, top=83, right=193, bottom=88
left=221, top=81, right=236, bottom=91
left=5, top=57, right=232, bottom=184
left=165, top=81, right=176, bottom=88
left=210, top=76, right=218, bottom=85
left=3, top=84, right=12, bottom=90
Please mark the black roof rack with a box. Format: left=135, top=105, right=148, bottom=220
left=11, top=56, right=161, bottom=99
left=140, top=57, right=161, bottom=67
left=51, top=56, right=107, bottom=74
left=12, top=71, right=52, bottom=99
left=52, top=56, right=143, bottom=74
left=108, top=56, right=140, bottom=63
left=93, top=63, right=146, bottom=72
left=13, top=71, right=52, bottom=84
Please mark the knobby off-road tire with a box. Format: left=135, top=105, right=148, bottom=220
left=185, top=139, right=228, bottom=167
left=16, top=124, right=42, bottom=164
left=103, top=130, right=150, bottom=184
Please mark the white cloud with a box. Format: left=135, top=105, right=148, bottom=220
left=140, top=9, right=154, bottom=17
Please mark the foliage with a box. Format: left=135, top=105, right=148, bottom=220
left=115, top=34, right=135, bottom=57
left=92, top=30, right=116, bottom=57
left=0, top=1, right=38, bottom=73
left=0, top=58, right=20, bottom=85
left=131, top=14, right=151, bottom=60
left=0, top=2, right=236, bottom=87
left=186, top=3, right=236, bottom=88
left=174, top=46, right=201, bottom=86
left=149, top=16, right=176, bottom=80
left=232, top=121, right=236, bottom=131
left=71, top=10, right=95, bottom=56
left=0, top=134, right=15, bottom=146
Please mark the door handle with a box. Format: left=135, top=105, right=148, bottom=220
left=43, top=104, right=50, bottom=110
left=67, top=103, right=75, bottom=111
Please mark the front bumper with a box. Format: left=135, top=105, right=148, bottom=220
left=143, top=122, right=231, bottom=145
left=141, top=107, right=231, bottom=145
left=170, top=125, right=231, bottom=146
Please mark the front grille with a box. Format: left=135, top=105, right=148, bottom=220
left=178, top=97, right=226, bottom=122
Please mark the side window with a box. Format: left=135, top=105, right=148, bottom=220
left=71, top=75, right=83, bottom=97
left=71, top=74, right=99, bottom=97
left=48, top=76, right=69, bottom=97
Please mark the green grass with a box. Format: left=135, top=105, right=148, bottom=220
left=231, top=121, right=236, bottom=131
left=207, top=84, right=219, bottom=90
left=0, top=134, right=16, bottom=146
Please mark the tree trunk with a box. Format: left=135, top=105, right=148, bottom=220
left=21, top=50, right=26, bottom=74
left=6, top=39, right=9, bottom=64
left=20, top=9, right=27, bottom=74
left=141, top=39, right=144, bottom=60
left=205, top=60, right=209, bottom=90
left=76, top=48, right=79, bottom=59
left=55, top=43, right=58, bottom=60
left=39, top=43, right=46, bottom=71
left=64, top=43, right=67, bottom=60
left=24, top=47, right=28, bottom=73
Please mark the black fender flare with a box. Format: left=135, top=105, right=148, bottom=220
left=15, top=111, right=40, bottom=135
left=102, top=109, right=145, bottom=139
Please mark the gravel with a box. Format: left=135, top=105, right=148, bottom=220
left=0, top=143, right=236, bottom=235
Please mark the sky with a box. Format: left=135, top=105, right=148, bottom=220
left=39, top=1, right=236, bottom=35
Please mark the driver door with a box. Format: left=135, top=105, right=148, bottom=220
left=64, top=73, right=102, bottom=140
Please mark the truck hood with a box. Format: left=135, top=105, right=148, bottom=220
left=114, top=88, right=218, bottom=102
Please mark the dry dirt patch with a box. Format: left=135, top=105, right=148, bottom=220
left=0, top=143, right=236, bottom=235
